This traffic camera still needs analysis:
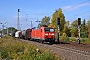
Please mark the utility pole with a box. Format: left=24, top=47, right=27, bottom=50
left=6, top=22, right=8, bottom=36
left=18, top=9, right=20, bottom=30
left=36, top=19, right=41, bottom=28
left=31, top=21, right=33, bottom=29
left=0, top=22, right=7, bottom=36
left=0, top=23, right=3, bottom=36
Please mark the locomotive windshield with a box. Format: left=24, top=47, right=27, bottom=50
left=44, top=28, right=54, bottom=32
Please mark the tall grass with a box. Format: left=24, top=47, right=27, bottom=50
left=60, top=36, right=90, bottom=44
left=0, top=36, right=59, bottom=60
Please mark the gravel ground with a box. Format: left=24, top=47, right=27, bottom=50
left=19, top=39, right=90, bottom=60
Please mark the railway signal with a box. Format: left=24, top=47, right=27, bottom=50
left=78, top=18, right=81, bottom=26
left=56, top=10, right=60, bottom=43
left=57, top=17, right=60, bottom=43
left=57, top=18, right=60, bottom=25
left=78, top=18, right=81, bottom=44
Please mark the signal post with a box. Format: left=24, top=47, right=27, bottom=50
left=57, top=18, right=60, bottom=43
left=78, top=18, right=81, bottom=44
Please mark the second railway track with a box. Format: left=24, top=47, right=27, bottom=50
left=52, top=44, right=90, bottom=56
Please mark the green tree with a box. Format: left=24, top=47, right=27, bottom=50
left=8, top=27, right=17, bottom=33
left=40, top=16, right=50, bottom=27
left=2, top=27, right=17, bottom=34
left=87, top=19, right=90, bottom=37
left=63, top=21, right=71, bottom=37
left=70, top=20, right=78, bottom=37
left=87, top=19, right=90, bottom=27
left=80, top=19, right=88, bottom=38
left=51, top=8, right=65, bottom=35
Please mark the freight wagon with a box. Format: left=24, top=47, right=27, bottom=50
left=22, top=29, right=32, bottom=40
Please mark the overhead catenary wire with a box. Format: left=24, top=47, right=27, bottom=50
left=62, top=0, right=90, bottom=21
left=66, top=11, right=90, bottom=19
left=63, top=0, right=90, bottom=11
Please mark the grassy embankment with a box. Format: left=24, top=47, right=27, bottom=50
left=60, top=36, right=90, bottom=44
left=0, top=36, right=59, bottom=60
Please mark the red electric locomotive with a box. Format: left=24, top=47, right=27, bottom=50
left=31, top=27, right=55, bottom=44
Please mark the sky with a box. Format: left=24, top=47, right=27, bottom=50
left=0, top=0, right=90, bottom=30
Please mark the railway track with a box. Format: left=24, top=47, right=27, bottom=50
left=46, top=44, right=90, bottom=60
left=19, top=39, right=90, bottom=60
left=52, top=44, right=90, bottom=56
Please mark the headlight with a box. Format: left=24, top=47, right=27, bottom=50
left=51, top=34, right=55, bottom=35
left=45, top=34, right=48, bottom=35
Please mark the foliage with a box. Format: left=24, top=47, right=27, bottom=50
left=60, top=36, right=77, bottom=42
left=48, top=23, right=54, bottom=27
left=51, top=8, right=65, bottom=36
left=69, top=37, right=78, bottom=42
left=60, top=36, right=70, bottom=42
left=80, top=19, right=88, bottom=38
left=87, top=19, right=90, bottom=38
left=63, top=21, right=71, bottom=37
left=1, top=27, right=17, bottom=35
left=81, top=38, right=90, bottom=44
left=60, top=36, right=90, bottom=44
left=70, top=20, right=78, bottom=37
left=85, top=38, right=90, bottom=44
left=40, top=16, right=50, bottom=27
left=87, top=20, right=90, bottom=27
left=80, top=38, right=87, bottom=43
left=0, top=36, right=59, bottom=60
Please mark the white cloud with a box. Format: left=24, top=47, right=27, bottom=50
left=62, top=2, right=90, bottom=11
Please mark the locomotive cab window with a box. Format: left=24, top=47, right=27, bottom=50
left=44, top=28, right=54, bottom=32
left=50, top=29, right=54, bottom=32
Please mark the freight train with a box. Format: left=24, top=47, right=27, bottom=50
left=15, top=27, right=55, bottom=44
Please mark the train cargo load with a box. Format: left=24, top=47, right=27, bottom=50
left=22, top=30, right=26, bottom=39
left=15, top=31, right=22, bottom=38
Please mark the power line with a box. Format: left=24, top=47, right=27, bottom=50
left=63, top=0, right=90, bottom=11
left=60, top=0, right=66, bottom=7
left=66, top=11, right=90, bottom=19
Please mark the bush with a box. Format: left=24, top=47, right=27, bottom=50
left=80, top=38, right=86, bottom=43
left=60, top=36, right=70, bottom=42
left=69, top=37, right=77, bottom=42
left=0, top=46, right=9, bottom=59
left=86, top=38, right=90, bottom=44
left=0, top=36, right=59, bottom=60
